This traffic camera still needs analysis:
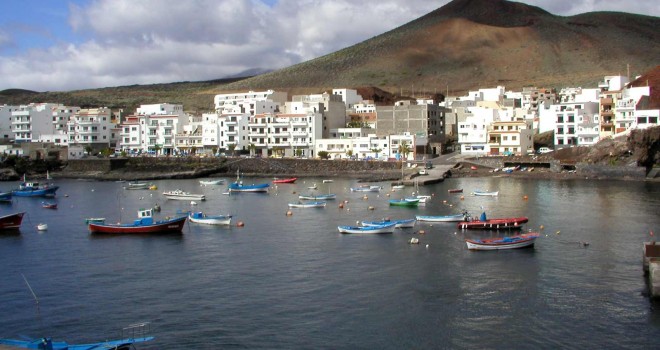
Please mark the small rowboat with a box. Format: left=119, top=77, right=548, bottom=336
left=389, top=198, right=420, bottom=207
left=298, top=193, right=336, bottom=200
left=188, top=212, right=232, bottom=225
left=350, top=185, right=382, bottom=192
left=42, top=202, right=57, bottom=209
left=447, top=188, right=463, bottom=193
left=337, top=223, right=396, bottom=234
left=416, top=212, right=469, bottom=222
left=199, top=179, right=225, bottom=185
left=466, top=232, right=540, bottom=250
left=84, top=217, right=106, bottom=224
left=471, top=190, right=499, bottom=196
left=163, top=190, right=206, bottom=201
left=272, top=177, right=297, bottom=184
left=288, top=201, right=327, bottom=208
left=37, top=223, right=48, bottom=231
left=361, top=218, right=416, bottom=228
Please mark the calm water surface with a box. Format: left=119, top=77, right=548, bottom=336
left=1, top=177, right=660, bottom=349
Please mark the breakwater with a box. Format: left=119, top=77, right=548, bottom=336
left=59, top=157, right=402, bottom=181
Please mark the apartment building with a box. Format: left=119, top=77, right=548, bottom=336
left=315, top=132, right=416, bottom=161
left=214, top=90, right=286, bottom=114
left=11, top=103, right=79, bottom=144
left=288, top=92, right=346, bottom=138
left=375, top=100, right=445, bottom=156
left=119, top=103, right=187, bottom=154
left=66, top=107, right=115, bottom=150
left=487, top=120, right=534, bottom=155
left=0, top=105, right=19, bottom=142
left=248, top=112, right=322, bottom=158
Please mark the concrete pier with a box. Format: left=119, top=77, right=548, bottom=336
left=643, top=242, right=660, bottom=298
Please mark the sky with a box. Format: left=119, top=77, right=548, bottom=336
left=0, top=0, right=658, bottom=92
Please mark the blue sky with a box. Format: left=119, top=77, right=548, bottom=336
left=0, top=0, right=658, bottom=92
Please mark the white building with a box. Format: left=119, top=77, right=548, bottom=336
left=315, top=133, right=416, bottom=160
left=248, top=112, right=322, bottom=158
left=66, top=107, right=115, bottom=150
left=214, top=90, right=287, bottom=114
left=457, top=107, right=499, bottom=156
left=119, top=104, right=188, bottom=155
left=332, top=88, right=362, bottom=108
left=10, top=103, right=79, bottom=144
left=288, top=92, right=346, bottom=138
left=487, top=120, right=534, bottom=155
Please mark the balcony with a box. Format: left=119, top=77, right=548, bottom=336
left=601, top=110, right=614, bottom=117
left=78, top=129, right=100, bottom=134
left=600, top=97, right=613, bottom=105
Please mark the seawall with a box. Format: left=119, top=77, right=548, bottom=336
left=59, top=157, right=402, bottom=181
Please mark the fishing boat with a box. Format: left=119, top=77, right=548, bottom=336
left=0, top=322, right=154, bottom=350
left=42, top=201, right=57, bottom=209
left=448, top=188, right=463, bottom=193
left=124, top=181, right=150, bottom=190
left=298, top=193, right=336, bottom=200
left=12, top=181, right=58, bottom=197
left=228, top=169, right=270, bottom=192
left=288, top=201, right=327, bottom=208
left=416, top=211, right=470, bottom=222
left=465, top=232, right=540, bottom=250
left=457, top=212, right=528, bottom=230
left=199, top=178, right=225, bottom=185
left=471, top=190, right=499, bottom=197
left=350, top=185, right=382, bottom=192
left=0, top=212, right=25, bottom=230
left=188, top=211, right=232, bottom=225
left=272, top=177, right=297, bottom=184
left=389, top=198, right=420, bottom=207
left=362, top=218, right=416, bottom=228
left=228, top=182, right=270, bottom=192
left=337, top=222, right=396, bottom=234
left=163, top=189, right=206, bottom=201
left=88, top=208, right=187, bottom=234
left=0, top=191, right=12, bottom=202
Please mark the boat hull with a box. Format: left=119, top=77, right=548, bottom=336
left=288, top=201, right=327, bottom=208
left=0, top=212, right=25, bottom=230
left=12, top=186, right=59, bottom=197
left=188, top=213, right=232, bottom=225
left=448, top=189, right=463, bottom=193
left=199, top=179, right=225, bottom=185
left=298, top=194, right=336, bottom=200
left=416, top=214, right=467, bottom=222
left=466, top=233, right=539, bottom=250
left=471, top=191, right=499, bottom=196
left=273, top=177, right=297, bottom=184
left=458, top=217, right=528, bottom=230
left=337, top=223, right=396, bottom=234
left=228, top=183, right=270, bottom=192
left=163, top=192, right=206, bottom=201
left=89, top=216, right=187, bottom=234
left=362, top=219, right=416, bottom=228
left=389, top=199, right=420, bottom=207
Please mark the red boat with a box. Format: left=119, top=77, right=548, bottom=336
left=0, top=212, right=25, bottom=230
left=458, top=217, right=528, bottom=230
left=272, top=177, right=297, bottom=184
left=88, top=208, right=187, bottom=234
left=448, top=188, right=463, bottom=193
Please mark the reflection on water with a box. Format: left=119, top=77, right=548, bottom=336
left=0, top=177, right=659, bottom=349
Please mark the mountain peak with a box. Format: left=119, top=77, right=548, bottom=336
left=424, top=0, right=552, bottom=27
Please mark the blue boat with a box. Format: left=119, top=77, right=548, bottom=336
left=0, top=191, right=12, bottom=202
left=228, top=182, right=270, bottom=193
left=0, top=322, right=154, bottom=350
left=12, top=181, right=59, bottom=197
left=361, top=218, right=416, bottom=228
left=337, top=222, right=396, bottom=234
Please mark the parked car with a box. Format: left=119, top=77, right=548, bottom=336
left=425, top=161, right=433, bottom=169
left=537, top=147, right=553, bottom=154
left=419, top=169, right=428, bottom=175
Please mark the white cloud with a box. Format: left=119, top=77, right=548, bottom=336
left=0, top=0, right=658, bottom=91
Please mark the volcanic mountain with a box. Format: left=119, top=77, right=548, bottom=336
left=222, top=0, right=660, bottom=95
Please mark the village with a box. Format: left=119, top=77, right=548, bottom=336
left=0, top=72, right=658, bottom=164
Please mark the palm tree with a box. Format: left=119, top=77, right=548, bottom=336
left=398, top=143, right=411, bottom=160
left=346, top=149, right=353, bottom=160
left=248, top=143, right=256, bottom=157
left=228, top=144, right=236, bottom=157
left=369, top=148, right=381, bottom=160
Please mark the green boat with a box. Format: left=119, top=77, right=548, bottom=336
left=389, top=198, right=420, bottom=207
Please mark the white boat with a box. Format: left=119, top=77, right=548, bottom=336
left=337, top=223, right=396, bottom=234
left=416, top=212, right=469, bottom=222
left=350, top=185, right=382, bottom=192
left=188, top=212, right=232, bottom=225
left=299, top=193, right=336, bottom=200
left=392, top=185, right=405, bottom=191
left=199, top=179, right=225, bottom=185
left=322, top=179, right=334, bottom=183
left=288, top=201, right=327, bottom=208
left=308, top=184, right=318, bottom=190
left=37, top=223, right=48, bottom=231
left=124, top=181, right=150, bottom=190
left=361, top=219, right=416, bottom=228
left=415, top=195, right=432, bottom=203
left=163, top=189, right=206, bottom=201
left=472, top=190, right=499, bottom=196
left=465, top=232, right=540, bottom=250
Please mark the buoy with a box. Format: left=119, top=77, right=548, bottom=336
left=419, top=230, right=425, bottom=235
left=64, top=194, right=69, bottom=197
left=443, top=200, right=447, bottom=204
left=236, top=221, right=245, bottom=227
left=386, top=193, right=390, bottom=197
left=409, top=237, right=419, bottom=244
left=344, top=200, right=349, bottom=204
left=91, top=189, right=95, bottom=192
left=460, top=196, right=464, bottom=200
left=426, top=244, right=429, bottom=248
left=362, top=195, right=368, bottom=200
left=286, top=210, right=293, bottom=216
left=368, top=206, right=375, bottom=210
left=523, top=195, right=528, bottom=200
left=347, top=208, right=350, bottom=211
left=540, top=225, right=544, bottom=230
left=338, top=203, right=344, bottom=209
